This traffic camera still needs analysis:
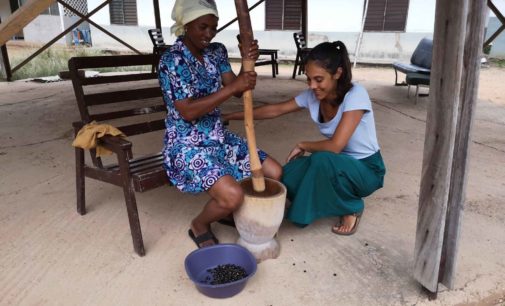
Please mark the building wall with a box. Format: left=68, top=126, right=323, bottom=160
left=0, top=0, right=12, bottom=23
left=88, top=0, right=438, bottom=62
left=7, top=0, right=505, bottom=60
left=24, top=15, right=66, bottom=45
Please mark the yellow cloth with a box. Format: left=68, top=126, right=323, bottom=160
left=72, top=121, right=126, bottom=157
left=170, top=0, right=219, bottom=36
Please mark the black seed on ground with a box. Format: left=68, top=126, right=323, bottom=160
left=290, top=239, right=294, bottom=241
left=303, top=270, right=306, bottom=273
left=365, top=242, right=369, bottom=246
left=292, top=263, right=295, bottom=266
left=333, top=273, right=337, bottom=276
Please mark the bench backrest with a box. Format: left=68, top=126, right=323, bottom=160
left=410, top=38, right=433, bottom=69
left=68, top=54, right=165, bottom=137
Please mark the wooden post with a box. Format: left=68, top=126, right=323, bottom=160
left=439, top=0, right=488, bottom=289
left=301, top=0, right=308, bottom=41
left=484, top=0, right=505, bottom=47
left=413, top=0, right=468, bottom=293
left=353, top=0, right=369, bottom=68
left=234, top=0, right=265, bottom=192
left=0, top=17, right=12, bottom=81
left=0, top=41, right=11, bottom=81
left=153, top=0, right=161, bottom=31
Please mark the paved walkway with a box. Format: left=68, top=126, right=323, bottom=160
left=0, top=64, right=504, bottom=305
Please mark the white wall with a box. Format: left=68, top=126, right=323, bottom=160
left=24, top=15, right=66, bottom=45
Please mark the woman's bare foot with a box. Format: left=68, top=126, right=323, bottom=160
left=332, top=213, right=362, bottom=236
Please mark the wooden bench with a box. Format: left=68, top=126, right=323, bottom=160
left=69, top=54, right=169, bottom=256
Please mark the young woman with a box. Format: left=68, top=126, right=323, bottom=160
left=224, top=41, right=385, bottom=235
left=158, top=0, right=282, bottom=248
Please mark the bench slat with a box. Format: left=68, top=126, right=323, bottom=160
left=106, top=153, right=163, bottom=172
left=85, top=87, right=162, bottom=106
left=133, top=167, right=170, bottom=192
left=90, top=104, right=166, bottom=121
left=81, top=73, right=157, bottom=85
left=116, top=120, right=165, bottom=136
left=70, top=54, right=155, bottom=69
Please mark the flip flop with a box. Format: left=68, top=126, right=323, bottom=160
left=188, top=229, right=219, bottom=248
left=332, top=212, right=363, bottom=236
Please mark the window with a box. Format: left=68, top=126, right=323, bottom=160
left=109, top=0, right=138, bottom=25
left=364, top=0, right=409, bottom=32
left=265, top=0, right=302, bottom=30
left=11, top=0, right=59, bottom=16
left=41, top=3, right=60, bottom=16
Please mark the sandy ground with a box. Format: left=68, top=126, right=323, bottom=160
left=0, top=63, right=504, bottom=306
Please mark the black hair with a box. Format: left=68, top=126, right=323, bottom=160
left=305, top=41, right=353, bottom=106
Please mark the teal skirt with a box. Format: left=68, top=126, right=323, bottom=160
left=281, top=151, right=385, bottom=226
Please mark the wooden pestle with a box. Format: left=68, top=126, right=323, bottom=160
left=234, top=0, right=265, bottom=192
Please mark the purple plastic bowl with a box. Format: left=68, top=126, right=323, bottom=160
left=184, top=243, right=257, bottom=299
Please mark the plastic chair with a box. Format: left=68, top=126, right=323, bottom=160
left=292, top=32, right=312, bottom=79
left=148, top=29, right=170, bottom=72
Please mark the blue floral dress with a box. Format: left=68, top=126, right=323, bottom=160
left=158, top=37, right=267, bottom=194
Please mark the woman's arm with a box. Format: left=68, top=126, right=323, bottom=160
left=286, top=110, right=365, bottom=161
left=221, top=40, right=260, bottom=98
left=174, top=83, right=241, bottom=121
left=174, top=41, right=261, bottom=121
left=223, top=98, right=301, bottom=121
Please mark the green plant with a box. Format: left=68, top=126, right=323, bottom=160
left=7, top=47, right=149, bottom=81
left=489, top=58, right=505, bottom=68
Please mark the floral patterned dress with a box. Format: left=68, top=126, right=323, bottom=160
left=158, top=37, right=267, bottom=193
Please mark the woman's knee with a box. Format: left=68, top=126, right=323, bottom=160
left=310, top=151, right=342, bottom=167
left=216, top=183, right=244, bottom=211
left=262, top=157, right=283, bottom=181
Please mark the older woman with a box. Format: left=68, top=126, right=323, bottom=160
left=158, top=0, right=282, bottom=248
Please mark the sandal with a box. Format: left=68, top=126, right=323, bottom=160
left=188, top=229, right=219, bottom=248
left=332, top=212, right=363, bottom=236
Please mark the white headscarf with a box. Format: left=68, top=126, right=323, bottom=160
left=170, top=0, right=219, bottom=36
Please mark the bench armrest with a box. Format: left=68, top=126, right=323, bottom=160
left=99, top=135, right=133, bottom=157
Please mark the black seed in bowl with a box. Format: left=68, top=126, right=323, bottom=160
left=203, top=264, right=248, bottom=285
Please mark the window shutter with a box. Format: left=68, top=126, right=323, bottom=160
left=265, top=0, right=283, bottom=30
left=265, top=0, right=302, bottom=30
left=364, top=0, right=387, bottom=31
left=110, top=0, right=138, bottom=25
left=383, top=0, right=409, bottom=31
left=283, top=0, right=302, bottom=30
left=110, top=0, right=124, bottom=24
left=123, top=0, right=138, bottom=25
left=364, top=0, right=409, bottom=32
